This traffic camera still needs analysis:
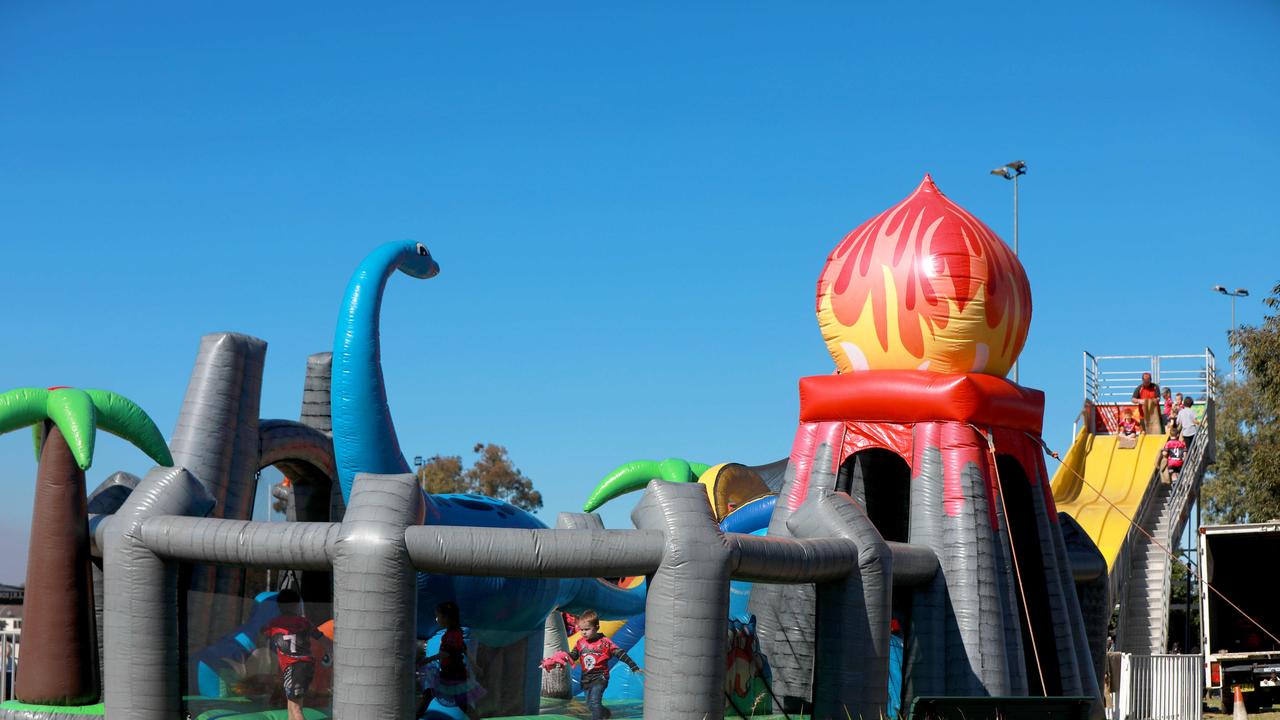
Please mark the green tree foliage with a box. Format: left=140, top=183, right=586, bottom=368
left=1204, top=282, right=1280, bottom=524
left=417, top=443, right=543, bottom=512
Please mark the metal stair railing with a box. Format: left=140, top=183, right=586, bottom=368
left=1086, top=349, right=1216, bottom=655
left=1151, top=399, right=1215, bottom=652
left=1115, top=398, right=1214, bottom=653
left=1111, top=463, right=1166, bottom=653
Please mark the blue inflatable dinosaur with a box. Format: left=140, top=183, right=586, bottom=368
left=331, top=240, right=644, bottom=646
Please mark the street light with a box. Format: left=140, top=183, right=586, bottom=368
left=1212, top=285, right=1249, bottom=383
left=991, top=160, right=1026, bottom=383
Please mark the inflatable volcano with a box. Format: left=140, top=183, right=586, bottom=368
left=750, top=176, right=1105, bottom=714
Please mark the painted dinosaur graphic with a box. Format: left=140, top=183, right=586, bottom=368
left=330, top=240, right=644, bottom=644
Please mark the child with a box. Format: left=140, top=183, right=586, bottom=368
left=541, top=609, right=641, bottom=720
left=1162, top=426, right=1186, bottom=485
left=262, top=589, right=324, bottom=720
left=1161, top=387, right=1175, bottom=426
left=1177, top=396, right=1199, bottom=452
left=1118, top=410, right=1141, bottom=436
left=421, top=601, right=484, bottom=720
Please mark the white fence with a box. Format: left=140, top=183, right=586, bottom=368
left=0, top=631, right=17, bottom=702
left=1114, top=653, right=1203, bottom=720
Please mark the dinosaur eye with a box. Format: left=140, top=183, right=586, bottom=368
left=416, top=243, right=429, bottom=256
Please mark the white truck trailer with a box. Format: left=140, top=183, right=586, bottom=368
left=1200, top=521, right=1280, bottom=713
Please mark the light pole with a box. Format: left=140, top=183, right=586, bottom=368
left=991, top=160, right=1026, bottom=383
left=1211, top=285, right=1249, bottom=383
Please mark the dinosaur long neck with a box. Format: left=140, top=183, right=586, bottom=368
left=332, top=243, right=412, bottom=500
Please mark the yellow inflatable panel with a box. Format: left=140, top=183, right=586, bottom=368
left=1051, top=429, right=1166, bottom=570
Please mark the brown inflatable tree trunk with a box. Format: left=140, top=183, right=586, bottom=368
left=16, top=422, right=99, bottom=705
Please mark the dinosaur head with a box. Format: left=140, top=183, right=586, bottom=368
left=399, top=241, right=440, bottom=279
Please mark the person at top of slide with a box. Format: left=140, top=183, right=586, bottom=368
left=1132, top=372, right=1163, bottom=434
left=1176, top=396, right=1199, bottom=452
left=1118, top=409, right=1141, bottom=438
left=1161, top=387, right=1175, bottom=425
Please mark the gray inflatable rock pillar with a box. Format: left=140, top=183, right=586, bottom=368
left=632, top=481, right=732, bottom=720
left=299, top=352, right=343, bottom=521
left=788, top=484, right=892, bottom=720
left=102, top=466, right=214, bottom=720
left=541, top=612, right=571, bottom=699
left=539, top=512, right=595, bottom=700
left=86, top=471, right=140, bottom=690
left=749, top=421, right=843, bottom=710
left=905, top=435, right=946, bottom=700
left=331, top=473, right=423, bottom=720
left=908, top=422, right=1016, bottom=697
left=990, top=457, right=1032, bottom=698
left=301, top=352, right=333, bottom=435
left=1024, top=449, right=1102, bottom=711
left=1061, top=513, right=1110, bottom=690
left=169, top=332, right=267, bottom=649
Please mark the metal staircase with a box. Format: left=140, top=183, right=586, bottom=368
left=1080, top=351, right=1216, bottom=655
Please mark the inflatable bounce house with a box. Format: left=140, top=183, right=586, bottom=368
left=0, top=174, right=1107, bottom=720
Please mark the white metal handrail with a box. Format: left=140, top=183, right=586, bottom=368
left=1082, top=349, right=1216, bottom=405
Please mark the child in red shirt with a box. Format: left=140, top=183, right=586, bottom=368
left=1162, top=428, right=1187, bottom=485
left=262, top=589, right=324, bottom=720
left=1118, top=410, right=1141, bottom=439
left=541, top=609, right=641, bottom=720
left=421, top=601, right=484, bottom=719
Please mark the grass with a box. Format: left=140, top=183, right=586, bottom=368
left=1203, top=698, right=1280, bottom=719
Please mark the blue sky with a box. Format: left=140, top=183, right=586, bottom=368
left=2, top=2, right=1278, bottom=583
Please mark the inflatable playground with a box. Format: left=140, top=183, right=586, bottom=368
left=0, top=174, right=1217, bottom=720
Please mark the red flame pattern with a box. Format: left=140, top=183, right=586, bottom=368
left=816, top=174, right=1031, bottom=374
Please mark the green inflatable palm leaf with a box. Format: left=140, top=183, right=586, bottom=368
left=0, top=387, right=173, bottom=470
left=583, top=457, right=709, bottom=512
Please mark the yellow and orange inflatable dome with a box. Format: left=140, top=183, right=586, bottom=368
left=816, top=174, right=1031, bottom=377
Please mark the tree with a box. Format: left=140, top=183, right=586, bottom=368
left=417, top=443, right=543, bottom=512
left=1204, top=282, right=1280, bottom=524
left=0, top=387, right=171, bottom=705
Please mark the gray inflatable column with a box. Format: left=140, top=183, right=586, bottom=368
left=1061, top=514, right=1109, bottom=691
left=169, top=332, right=268, bottom=648
left=102, top=466, right=214, bottom=720
left=632, top=481, right=733, bottom=720
left=1026, top=453, right=1101, bottom=710
left=299, top=351, right=342, bottom=521
left=906, top=439, right=947, bottom=699
left=748, top=457, right=813, bottom=706
left=331, top=473, right=424, bottom=720
left=300, top=352, right=334, bottom=435
left=86, top=471, right=140, bottom=689
left=788, top=443, right=893, bottom=720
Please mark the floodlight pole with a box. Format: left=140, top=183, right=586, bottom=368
left=991, top=161, right=1026, bottom=384
left=1212, top=286, right=1249, bottom=383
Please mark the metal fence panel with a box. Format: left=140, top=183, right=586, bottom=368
left=0, top=631, right=16, bottom=702
left=1117, top=653, right=1203, bottom=720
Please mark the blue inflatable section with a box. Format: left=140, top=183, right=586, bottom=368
left=330, top=241, right=645, bottom=650
left=190, top=591, right=282, bottom=697
left=583, top=496, right=777, bottom=701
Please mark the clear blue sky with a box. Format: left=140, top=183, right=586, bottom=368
left=2, top=2, right=1278, bottom=583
